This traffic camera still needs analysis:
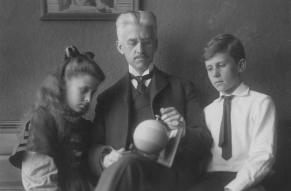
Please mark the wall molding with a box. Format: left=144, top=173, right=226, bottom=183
left=0, top=121, right=23, bottom=134
left=0, top=122, right=24, bottom=190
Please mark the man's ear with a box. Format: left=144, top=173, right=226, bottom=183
left=237, top=58, right=246, bottom=73
left=116, top=40, right=124, bottom=54
left=153, top=39, right=158, bottom=52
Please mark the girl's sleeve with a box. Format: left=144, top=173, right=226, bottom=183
left=9, top=108, right=58, bottom=169
left=27, top=108, right=58, bottom=157
left=22, top=151, right=60, bottom=191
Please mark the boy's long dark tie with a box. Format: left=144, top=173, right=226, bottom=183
left=219, top=95, right=233, bottom=160
left=131, top=73, right=152, bottom=94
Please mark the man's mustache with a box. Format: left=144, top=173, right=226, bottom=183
left=134, top=55, right=147, bottom=59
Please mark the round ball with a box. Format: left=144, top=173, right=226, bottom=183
left=133, top=119, right=169, bottom=155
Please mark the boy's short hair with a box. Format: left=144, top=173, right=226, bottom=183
left=203, top=34, right=246, bottom=63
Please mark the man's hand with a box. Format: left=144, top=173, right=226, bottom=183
left=103, top=148, right=125, bottom=168
left=160, top=107, right=186, bottom=136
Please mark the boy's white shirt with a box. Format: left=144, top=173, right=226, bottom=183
left=204, top=82, right=277, bottom=191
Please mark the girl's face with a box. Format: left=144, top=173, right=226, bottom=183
left=65, top=74, right=100, bottom=114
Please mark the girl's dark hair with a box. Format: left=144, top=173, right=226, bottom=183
left=34, top=45, right=105, bottom=114
left=62, top=45, right=105, bottom=82
left=203, top=33, right=246, bottom=63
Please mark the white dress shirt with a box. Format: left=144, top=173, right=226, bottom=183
left=204, top=83, right=277, bottom=191
left=129, top=64, right=153, bottom=89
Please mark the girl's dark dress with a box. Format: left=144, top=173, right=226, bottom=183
left=10, top=107, right=95, bottom=191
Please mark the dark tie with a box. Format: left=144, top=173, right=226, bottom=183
left=130, top=73, right=152, bottom=94
left=219, top=95, right=233, bottom=160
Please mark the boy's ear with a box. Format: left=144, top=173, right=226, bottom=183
left=237, top=58, right=247, bottom=73
left=116, top=40, right=124, bottom=55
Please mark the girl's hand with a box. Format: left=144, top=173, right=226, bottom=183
left=103, top=148, right=125, bottom=168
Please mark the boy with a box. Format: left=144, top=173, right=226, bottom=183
left=190, top=34, right=276, bottom=191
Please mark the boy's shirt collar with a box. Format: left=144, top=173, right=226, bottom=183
left=217, top=82, right=250, bottom=102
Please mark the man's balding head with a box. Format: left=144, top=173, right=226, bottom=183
left=116, top=11, right=157, bottom=41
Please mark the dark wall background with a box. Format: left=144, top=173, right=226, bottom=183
left=0, top=0, right=290, bottom=122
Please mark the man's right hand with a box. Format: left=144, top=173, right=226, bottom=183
left=102, top=148, right=125, bottom=168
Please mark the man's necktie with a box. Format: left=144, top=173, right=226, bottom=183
left=131, top=73, right=152, bottom=94
left=218, top=95, right=233, bottom=160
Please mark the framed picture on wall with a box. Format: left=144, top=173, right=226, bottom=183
left=41, top=0, right=140, bottom=21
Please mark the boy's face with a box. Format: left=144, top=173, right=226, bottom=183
left=205, top=53, right=243, bottom=94
left=117, top=24, right=157, bottom=75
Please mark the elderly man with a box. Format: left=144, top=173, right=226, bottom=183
left=89, top=11, right=212, bottom=191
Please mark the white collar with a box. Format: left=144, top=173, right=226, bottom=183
left=217, top=82, right=250, bottom=102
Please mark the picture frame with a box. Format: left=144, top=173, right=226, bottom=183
left=40, top=0, right=140, bottom=21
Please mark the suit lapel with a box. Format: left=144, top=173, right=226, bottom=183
left=116, top=73, right=131, bottom=147
left=150, top=68, right=169, bottom=114
left=119, top=73, right=131, bottom=103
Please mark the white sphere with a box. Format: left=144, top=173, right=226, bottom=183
left=133, top=119, right=169, bottom=155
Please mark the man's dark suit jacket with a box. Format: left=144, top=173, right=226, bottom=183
left=89, top=67, right=212, bottom=189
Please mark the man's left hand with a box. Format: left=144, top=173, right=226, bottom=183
left=160, top=107, right=186, bottom=136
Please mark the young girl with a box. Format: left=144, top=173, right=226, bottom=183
left=9, top=46, right=105, bottom=191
